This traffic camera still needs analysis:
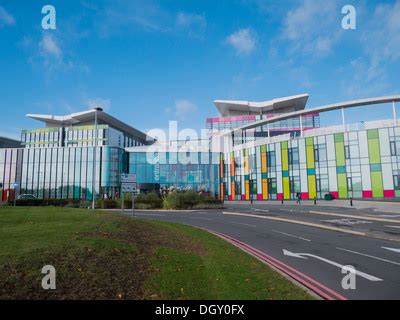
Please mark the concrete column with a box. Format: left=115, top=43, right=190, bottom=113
left=393, top=101, right=397, bottom=126
left=299, top=115, right=303, bottom=138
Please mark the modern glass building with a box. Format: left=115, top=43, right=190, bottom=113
left=0, top=109, right=152, bottom=202
left=1, top=94, right=400, bottom=203
left=218, top=96, right=400, bottom=201
left=126, top=143, right=220, bottom=196
left=207, top=94, right=320, bottom=138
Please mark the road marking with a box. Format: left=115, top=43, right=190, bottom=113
left=230, top=221, right=257, bottom=228
left=381, top=247, right=400, bottom=254
left=283, top=249, right=383, bottom=282
left=187, top=217, right=213, bottom=221
left=272, top=230, right=311, bottom=242
left=336, top=247, right=400, bottom=266
left=252, top=208, right=269, bottom=213
left=310, top=210, right=400, bottom=224
left=385, top=225, right=400, bottom=229
left=223, top=211, right=367, bottom=236
left=207, top=230, right=347, bottom=300
left=133, top=213, right=166, bottom=217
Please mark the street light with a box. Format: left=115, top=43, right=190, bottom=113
left=92, top=107, right=103, bottom=210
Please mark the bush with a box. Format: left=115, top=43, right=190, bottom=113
left=163, top=191, right=222, bottom=210
left=96, top=199, right=119, bottom=209
left=324, top=193, right=335, bottom=201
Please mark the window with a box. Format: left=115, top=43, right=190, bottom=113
left=390, top=141, right=397, bottom=156
left=267, top=151, right=276, bottom=168
left=268, top=178, right=277, bottom=194
left=345, top=145, right=350, bottom=159
left=394, top=175, right=400, bottom=190
left=288, top=147, right=299, bottom=165
left=347, top=177, right=353, bottom=191
left=289, top=176, right=300, bottom=193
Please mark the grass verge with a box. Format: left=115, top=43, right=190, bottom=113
left=0, top=207, right=312, bottom=300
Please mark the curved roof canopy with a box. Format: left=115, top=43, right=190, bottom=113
left=26, top=109, right=153, bottom=143
left=214, top=94, right=309, bottom=117
left=226, top=95, right=400, bottom=135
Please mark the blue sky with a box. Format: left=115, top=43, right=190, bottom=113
left=1, top=0, right=400, bottom=139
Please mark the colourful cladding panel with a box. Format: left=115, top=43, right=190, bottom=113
left=305, top=137, right=315, bottom=169
left=231, top=182, right=235, bottom=199
left=335, top=141, right=345, bottom=167
left=244, top=155, right=249, bottom=175
left=283, top=177, right=290, bottom=199
left=245, top=180, right=250, bottom=200
left=306, top=145, right=315, bottom=169
left=261, top=153, right=267, bottom=173
left=262, top=179, right=268, bottom=200
left=368, top=139, right=381, bottom=164
left=337, top=173, right=348, bottom=198
left=308, top=175, right=316, bottom=199
left=371, top=172, right=384, bottom=198
left=281, top=148, right=289, bottom=171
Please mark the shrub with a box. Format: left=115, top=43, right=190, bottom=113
left=324, top=193, right=335, bottom=201
left=163, top=191, right=222, bottom=210
left=96, top=199, right=119, bottom=209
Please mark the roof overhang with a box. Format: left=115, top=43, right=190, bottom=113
left=26, top=109, right=153, bottom=143
left=214, top=94, right=309, bottom=117
left=225, top=95, right=400, bottom=136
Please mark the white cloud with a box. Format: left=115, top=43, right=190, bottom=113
left=40, top=34, right=62, bottom=59
left=282, top=0, right=341, bottom=56
left=0, top=6, right=15, bottom=27
left=87, top=98, right=112, bottom=111
left=167, top=99, right=198, bottom=121
left=176, top=12, right=206, bottom=29
left=225, top=28, right=257, bottom=55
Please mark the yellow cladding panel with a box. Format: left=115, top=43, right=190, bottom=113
left=244, top=156, right=249, bottom=175
left=283, top=177, right=290, bottom=200
left=262, top=179, right=268, bottom=200
left=261, top=154, right=267, bottom=173
left=245, top=180, right=250, bottom=200
left=231, top=182, right=235, bottom=199
left=306, top=146, right=315, bottom=169
left=282, top=148, right=289, bottom=171
left=308, top=175, right=316, bottom=199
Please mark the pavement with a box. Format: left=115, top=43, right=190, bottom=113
left=114, top=201, right=400, bottom=300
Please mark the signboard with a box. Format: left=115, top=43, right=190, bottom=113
left=122, top=183, right=137, bottom=193
left=121, top=174, right=137, bottom=193
left=121, top=173, right=136, bottom=183
left=13, top=182, right=19, bottom=189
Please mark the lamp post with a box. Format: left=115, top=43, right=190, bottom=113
left=92, top=107, right=103, bottom=210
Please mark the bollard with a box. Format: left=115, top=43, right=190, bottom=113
left=281, top=198, right=284, bottom=205
left=314, top=197, right=317, bottom=205
left=350, top=197, right=353, bottom=207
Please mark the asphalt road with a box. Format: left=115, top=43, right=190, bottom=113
left=122, top=204, right=400, bottom=300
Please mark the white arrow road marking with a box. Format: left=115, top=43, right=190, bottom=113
left=381, top=247, right=400, bottom=254
left=283, top=249, right=383, bottom=282
left=272, top=230, right=311, bottom=242
left=336, top=247, right=400, bottom=266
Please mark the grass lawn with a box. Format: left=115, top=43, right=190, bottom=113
left=0, top=207, right=312, bottom=300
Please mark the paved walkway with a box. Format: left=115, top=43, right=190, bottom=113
left=226, top=199, right=400, bottom=213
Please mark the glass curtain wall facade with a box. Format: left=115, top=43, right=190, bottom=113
left=128, top=152, right=220, bottom=196
left=220, top=125, right=400, bottom=201
left=207, top=114, right=320, bottom=137
left=0, top=146, right=124, bottom=201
